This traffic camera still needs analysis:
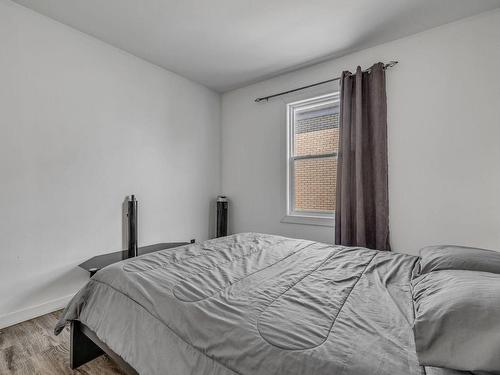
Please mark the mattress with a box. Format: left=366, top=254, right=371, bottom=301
left=56, top=233, right=472, bottom=375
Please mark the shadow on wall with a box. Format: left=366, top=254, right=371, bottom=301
left=4, top=265, right=88, bottom=319
left=208, top=198, right=216, bottom=239
left=122, top=197, right=129, bottom=251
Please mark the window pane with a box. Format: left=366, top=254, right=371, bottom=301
left=294, top=103, right=339, bottom=157
left=294, top=156, right=337, bottom=212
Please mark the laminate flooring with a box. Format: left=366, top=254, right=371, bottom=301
left=0, top=311, right=125, bottom=374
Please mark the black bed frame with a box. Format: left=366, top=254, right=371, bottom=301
left=70, top=197, right=185, bottom=373
left=71, top=321, right=139, bottom=374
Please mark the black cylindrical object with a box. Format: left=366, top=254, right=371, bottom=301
left=216, top=196, right=228, bottom=238
left=127, top=195, right=138, bottom=258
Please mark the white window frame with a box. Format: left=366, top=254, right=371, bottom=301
left=281, top=92, right=339, bottom=227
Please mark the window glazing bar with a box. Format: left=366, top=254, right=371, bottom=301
left=292, top=152, right=337, bottom=161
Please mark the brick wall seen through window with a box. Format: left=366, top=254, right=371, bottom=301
left=289, top=94, right=339, bottom=215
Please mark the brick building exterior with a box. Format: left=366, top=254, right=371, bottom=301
left=294, top=109, right=339, bottom=212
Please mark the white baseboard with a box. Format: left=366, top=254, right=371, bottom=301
left=0, top=294, right=74, bottom=330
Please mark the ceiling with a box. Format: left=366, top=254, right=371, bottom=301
left=13, top=0, right=500, bottom=92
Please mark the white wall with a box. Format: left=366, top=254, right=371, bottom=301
left=0, top=0, right=221, bottom=328
left=222, top=10, right=500, bottom=254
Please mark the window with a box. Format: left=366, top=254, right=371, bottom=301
left=283, top=92, right=339, bottom=226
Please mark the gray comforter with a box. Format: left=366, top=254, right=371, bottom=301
left=55, top=233, right=466, bottom=375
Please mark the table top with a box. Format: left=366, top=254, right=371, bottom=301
left=79, top=242, right=190, bottom=274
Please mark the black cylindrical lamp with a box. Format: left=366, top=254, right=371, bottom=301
left=216, top=195, right=228, bottom=238
left=127, top=195, right=138, bottom=258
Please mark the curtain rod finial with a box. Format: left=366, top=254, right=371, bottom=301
left=385, top=61, right=398, bottom=68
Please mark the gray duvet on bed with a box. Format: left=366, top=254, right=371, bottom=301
left=55, top=233, right=468, bottom=375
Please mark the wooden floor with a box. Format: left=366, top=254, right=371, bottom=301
left=0, top=311, right=125, bottom=375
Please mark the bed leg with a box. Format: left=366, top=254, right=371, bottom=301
left=70, top=321, right=104, bottom=369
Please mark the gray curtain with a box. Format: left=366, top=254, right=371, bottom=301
left=335, top=62, right=390, bottom=251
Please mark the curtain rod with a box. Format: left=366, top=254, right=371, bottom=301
left=254, top=61, right=398, bottom=103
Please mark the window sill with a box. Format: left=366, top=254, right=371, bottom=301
left=281, top=214, right=334, bottom=228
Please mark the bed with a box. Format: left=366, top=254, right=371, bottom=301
left=55, top=233, right=493, bottom=375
